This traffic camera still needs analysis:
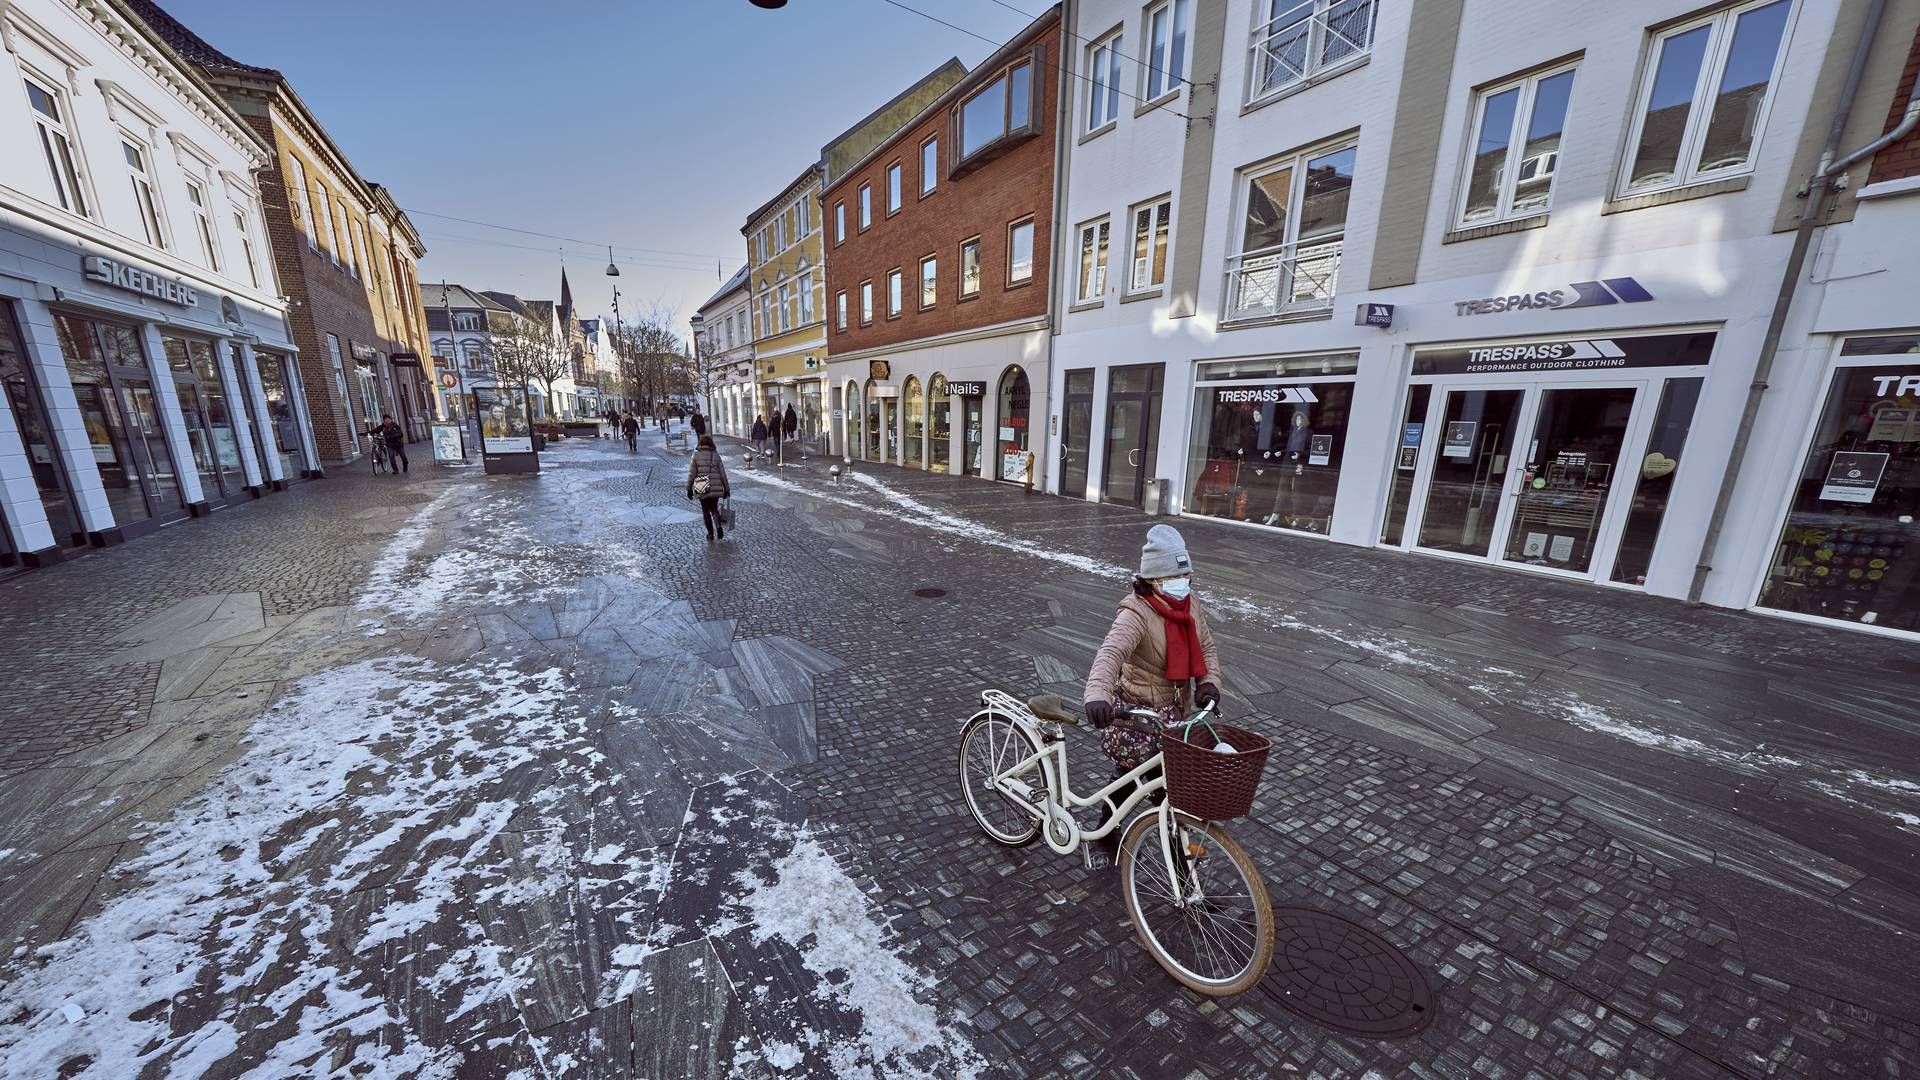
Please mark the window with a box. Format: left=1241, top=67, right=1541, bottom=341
left=24, top=76, right=89, bottom=216
left=797, top=197, right=810, bottom=236
left=121, top=138, right=166, bottom=248
left=1226, top=143, right=1356, bottom=319
left=1248, top=0, right=1378, bottom=105
left=1077, top=219, right=1110, bottom=303
left=921, top=137, right=939, bottom=194
left=887, top=268, right=904, bottom=316
left=800, top=273, right=815, bottom=323
left=837, top=291, right=849, bottom=330
left=860, top=280, right=874, bottom=323
left=761, top=290, right=774, bottom=335
left=777, top=279, right=793, bottom=331
left=180, top=178, right=219, bottom=270
left=859, top=184, right=872, bottom=230
left=1129, top=199, right=1170, bottom=292
left=1145, top=0, right=1191, bottom=100
left=960, top=237, right=982, bottom=297
left=1008, top=219, right=1035, bottom=284
left=957, top=58, right=1038, bottom=165
left=887, top=162, right=903, bottom=214
left=1087, top=31, right=1124, bottom=131
left=286, top=157, right=316, bottom=248
left=1187, top=355, right=1358, bottom=535
left=920, top=255, right=938, bottom=308
left=1459, top=65, right=1577, bottom=227
left=232, top=206, right=259, bottom=287
left=835, top=201, right=846, bottom=243
left=775, top=214, right=787, bottom=252
left=317, top=187, right=340, bottom=261
left=1622, top=0, right=1792, bottom=195
left=349, top=218, right=369, bottom=280
left=452, top=312, right=483, bottom=331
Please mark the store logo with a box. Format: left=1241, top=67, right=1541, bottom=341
left=1870, top=374, right=1920, bottom=397
left=1218, top=387, right=1319, bottom=404
left=81, top=255, right=199, bottom=307
left=1454, top=278, right=1653, bottom=316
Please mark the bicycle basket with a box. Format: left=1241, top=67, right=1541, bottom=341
left=1161, top=723, right=1271, bottom=820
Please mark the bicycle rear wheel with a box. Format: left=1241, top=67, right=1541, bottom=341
left=1119, top=808, right=1274, bottom=997
left=958, top=712, right=1045, bottom=846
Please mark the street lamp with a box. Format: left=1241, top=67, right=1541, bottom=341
left=605, top=244, right=620, bottom=278
left=750, top=0, right=787, bottom=7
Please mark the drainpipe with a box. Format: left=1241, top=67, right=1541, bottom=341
left=1688, top=0, right=1911, bottom=603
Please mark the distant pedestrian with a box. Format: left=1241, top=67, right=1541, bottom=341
left=770, top=411, right=784, bottom=457
left=752, top=415, right=768, bottom=454
left=782, top=404, right=798, bottom=447
left=621, top=412, right=638, bottom=452
left=379, top=413, right=409, bottom=474
left=691, top=409, right=707, bottom=437
left=686, top=434, right=731, bottom=542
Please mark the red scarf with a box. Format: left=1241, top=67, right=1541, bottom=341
left=1144, top=593, right=1208, bottom=682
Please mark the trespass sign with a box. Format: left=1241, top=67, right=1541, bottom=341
left=1216, top=387, right=1319, bottom=404
left=1413, top=332, right=1715, bottom=376
left=1453, top=277, right=1653, bottom=316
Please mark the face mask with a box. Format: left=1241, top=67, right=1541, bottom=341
left=1159, top=577, right=1192, bottom=601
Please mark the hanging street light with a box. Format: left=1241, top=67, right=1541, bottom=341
left=605, top=244, right=620, bottom=277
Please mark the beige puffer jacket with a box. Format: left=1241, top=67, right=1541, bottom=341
left=1084, top=593, right=1222, bottom=712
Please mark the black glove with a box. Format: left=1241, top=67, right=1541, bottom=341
left=1195, top=683, right=1220, bottom=710
left=1084, top=699, right=1113, bottom=730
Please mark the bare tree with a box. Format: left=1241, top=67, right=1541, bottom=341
left=613, top=303, right=696, bottom=415
left=490, top=306, right=573, bottom=413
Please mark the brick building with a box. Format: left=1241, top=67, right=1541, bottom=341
left=132, top=1, right=437, bottom=467
left=823, top=7, right=1062, bottom=482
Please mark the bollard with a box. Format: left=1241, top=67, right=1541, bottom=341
left=830, top=464, right=841, bottom=486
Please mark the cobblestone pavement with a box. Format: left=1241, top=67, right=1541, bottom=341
left=0, top=432, right=1915, bottom=1078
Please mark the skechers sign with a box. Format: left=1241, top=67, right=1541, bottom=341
left=1453, top=277, right=1652, bottom=317
left=1413, top=332, right=1716, bottom=376
left=81, top=255, right=199, bottom=307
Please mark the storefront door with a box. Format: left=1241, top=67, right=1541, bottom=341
left=1060, top=369, right=1093, bottom=498
left=56, top=313, right=184, bottom=534
left=963, top=394, right=984, bottom=476
left=1409, top=381, right=1647, bottom=578
left=1, top=309, right=82, bottom=546
left=1102, top=364, right=1164, bottom=508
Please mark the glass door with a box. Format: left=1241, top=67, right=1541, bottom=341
left=1102, top=364, right=1164, bottom=508
left=1500, top=386, right=1638, bottom=574
left=963, top=395, right=984, bottom=476
left=1059, top=369, right=1093, bottom=497
left=1415, top=388, right=1525, bottom=557
left=117, top=378, right=184, bottom=519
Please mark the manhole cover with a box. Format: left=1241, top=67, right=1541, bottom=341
left=1265, top=907, right=1433, bottom=1038
left=912, top=587, right=947, bottom=598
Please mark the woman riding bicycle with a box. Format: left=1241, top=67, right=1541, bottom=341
left=1083, top=524, right=1223, bottom=774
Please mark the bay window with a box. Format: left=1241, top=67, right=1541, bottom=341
left=1087, top=31, right=1123, bottom=132
left=1621, top=0, right=1793, bottom=196
left=1459, top=65, right=1576, bottom=228
left=1077, top=219, right=1110, bottom=303
left=956, top=56, right=1039, bottom=168
left=25, top=75, right=90, bottom=216
left=1248, top=0, right=1377, bottom=105
left=1225, top=143, right=1355, bottom=321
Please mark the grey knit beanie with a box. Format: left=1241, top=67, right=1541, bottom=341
left=1138, top=524, right=1192, bottom=579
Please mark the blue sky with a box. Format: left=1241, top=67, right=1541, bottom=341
left=154, top=0, right=1038, bottom=338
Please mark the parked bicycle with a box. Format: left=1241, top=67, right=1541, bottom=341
left=958, top=690, right=1275, bottom=996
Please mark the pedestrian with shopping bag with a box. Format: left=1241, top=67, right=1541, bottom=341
left=686, top=434, right=732, bottom=542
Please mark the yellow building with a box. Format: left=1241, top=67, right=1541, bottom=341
left=742, top=167, right=827, bottom=444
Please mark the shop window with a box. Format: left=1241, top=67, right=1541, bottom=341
left=0, top=309, right=81, bottom=544
left=904, top=376, right=925, bottom=468
left=997, top=367, right=1031, bottom=481
left=1226, top=143, right=1355, bottom=321
left=1458, top=64, right=1576, bottom=228
left=1186, top=355, right=1357, bottom=534
left=1380, top=384, right=1431, bottom=546
left=1077, top=218, right=1110, bottom=303
left=1621, top=0, right=1792, bottom=197
left=930, top=374, right=952, bottom=473
left=1609, top=378, right=1702, bottom=585
left=1757, top=349, right=1920, bottom=631
left=1247, top=0, right=1377, bottom=107
left=864, top=378, right=881, bottom=460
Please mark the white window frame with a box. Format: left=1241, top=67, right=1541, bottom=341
left=350, top=218, right=370, bottom=282
left=796, top=197, right=810, bottom=236
left=1007, top=219, right=1035, bottom=285
left=1086, top=29, right=1124, bottom=133
left=921, top=136, right=939, bottom=195
left=887, top=268, right=904, bottom=316
left=1455, top=62, right=1578, bottom=230
left=835, top=200, right=846, bottom=243
left=286, top=156, right=317, bottom=249
left=836, top=290, right=849, bottom=330
left=777, top=278, right=793, bottom=331
left=1246, top=0, right=1378, bottom=107
left=800, top=272, right=815, bottom=323
left=1076, top=217, right=1110, bottom=303
left=920, top=254, right=938, bottom=308
left=1127, top=198, right=1171, bottom=293
left=858, top=184, right=872, bottom=230
left=183, top=175, right=220, bottom=270
left=318, top=186, right=341, bottom=262
left=23, top=71, right=91, bottom=218
left=886, top=161, right=903, bottom=214
left=859, top=280, right=874, bottom=324
left=960, top=236, right=982, bottom=297
left=1616, top=0, right=1797, bottom=198
left=1143, top=0, right=1191, bottom=102
left=1223, top=141, right=1355, bottom=320
left=231, top=203, right=260, bottom=288
left=120, top=133, right=167, bottom=250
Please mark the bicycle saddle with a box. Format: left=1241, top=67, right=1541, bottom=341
left=1027, top=694, right=1081, bottom=725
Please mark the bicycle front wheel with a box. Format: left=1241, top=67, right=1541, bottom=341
left=957, top=712, right=1045, bottom=846
left=1119, top=808, right=1274, bottom=997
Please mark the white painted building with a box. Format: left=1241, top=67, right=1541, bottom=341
left=695, top=264, right=755, bottom=437
left=1045, top=0, right=1920, bottom=640
left=0, top=0, right=314, bottom=569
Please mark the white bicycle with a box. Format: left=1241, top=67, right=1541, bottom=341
left=958, top=690, right=1275, bottom=996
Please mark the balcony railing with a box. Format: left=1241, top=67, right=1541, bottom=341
left=1247, top=0, right=1377, bottom=106
left=1222, top=238, right=1342, bottom=322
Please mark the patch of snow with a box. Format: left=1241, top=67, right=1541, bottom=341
left=762, top=1040, right=804, bottom=1071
